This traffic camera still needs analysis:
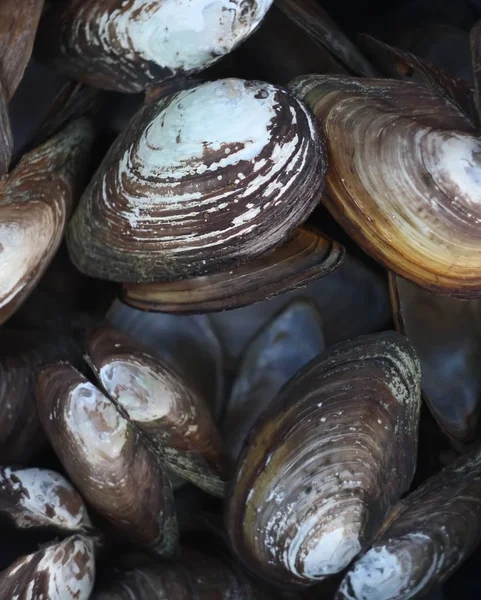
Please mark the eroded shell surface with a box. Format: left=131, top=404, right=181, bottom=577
left=227, top=332, right=421, bottom=587
left=67, top=78, right=326, bottom=282
left=36, top=0, right=274, bottom=93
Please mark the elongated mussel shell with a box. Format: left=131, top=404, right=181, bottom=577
left=106, top=299, right=224, bottom=420
left=291, top=75, right=481, bottom=297
left=227, top=332, right=421, bottom=587
left=223, top=299, right=325, bottom=462
left=0, top=329, right=81, bottom=464
left=0, top=535, right=95, bottom=600
left=67, top=78, right=326, bottom=282
left=36, top=363, right=178, bottom=557
left=0, top=467, right=90, bottom=533
left=0, top=119, right=94, bottom=325
left=337, top=446, right=481, bottom=599
left=122, top=228, right=343, bottom=313
left=390, top=274, right=481, bottom=447
left=86, top=325, right=228, bottom=496
left=36, top=0, right=274, bottom=93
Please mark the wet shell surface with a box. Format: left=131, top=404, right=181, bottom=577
left=0, top=535, right=95, bottom=600
left=291, top=75, right=481, bottom=297
left=36, top=0, right=274, bottom=93
left=36, top=363, right=178, bottom=557
left=337, top=447, right=481, bottom=600
left=0, top=119, right=94, bottom=325
left=86, top=325, right=228, bottom=496
left=227, top=332, right=421, bottom=587
left=67, top=78, right=326, bottom=282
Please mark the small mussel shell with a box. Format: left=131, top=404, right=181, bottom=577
left=227, top=332, right=421, bottom=587
left=36, top=363, right=178, bottom=557
left=122, top=228, right=344, bottom=313
left=0, top=118, right=94, bottom=325
left=291, top=75, right=481, bottom=297
left=0, top=467, right=90, bottom=532
left=0, top=535, right=95, bottom=599
left=390, top=274, right=481, bottom=446
left=223, top=298, right=325, bottom=462
left=337, top=446, right=481, bottom=599
left=86, top=325, right=228, bottom=497
left=36, top=0, right=274, bottom=93
left=67, top=78, right=326, bottom=282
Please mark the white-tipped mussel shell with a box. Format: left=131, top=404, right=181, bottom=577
left=35, top=363, right=178, bottom=557
left=390, top=274, right=481, bottom=446
left=0, top=119, right=94, bottom=325
left=86, top=324, right=228, bottom=497
left=337, top=446, right=481, bottom=600
left=227, top=331, right=421, bottom=587
left=291, top=75, right=481, bottom=297
left=67, top=78, right=326, bottom=282
left=107, top=299, right=224, bottom=420
left=223, top=298, right=325, bottom=462
left=0, top=467, right=90, bottom=533
left=36, top=0, right=274, bottom=93
left=0, top=535, right=94, bottom=599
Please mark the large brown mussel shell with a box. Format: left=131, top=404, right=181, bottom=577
left=337, top=446, right=481, bottom=599
left=227, top=331, right=421, bottom=588
left=290, top=74, right=481, bottom=297
left=67, top=78, right=326, bottom=283
left=86, top=324, right=228, bottom=496
left=36, top=363, right=178, bottom=558
left=35, top=0, right=274, bottom=93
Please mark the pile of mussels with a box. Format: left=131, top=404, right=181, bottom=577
left=1, top=0, right=481, bottom=598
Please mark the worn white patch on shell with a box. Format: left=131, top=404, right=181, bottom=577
left=339, top=534, right=438, bottom=600
left=1, top=468, right=89, bottom=529
left=98, top=0, right=273, bottom=72
left=99, top=359, right=180, bottom=422
left=0, top=217, right=55, bottom=307
left=66, top=382, right=128, bottom=460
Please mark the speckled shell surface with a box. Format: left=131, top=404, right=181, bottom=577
left=227, top=332, right=421, bottom=587
left=67, top=78, right=326, bottom=282
left=36, top=0, right=274, bottom=93
left=337, top=447, right=481, bottom=600
left=0, top=535, right=95, bottom=600
left=36, top=363, right=178, bottom=557
left=291, top=75, right=481, bottom=297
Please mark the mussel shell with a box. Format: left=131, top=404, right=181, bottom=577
left=122, top=228, right=343, bottom=313
left=227, top=332, right=421, bottom=587
left=223, top=298, right=325, bottom=462
left=106, top=299, right=224, bottom=420
left=0, top=535, right=95, bottom=600
left=291, top=75, right=481, bottom=297
left=36, top=0, right=274, bottom=93
left=0, top=467, right=90, bottom=533
left=36, top=363, right=178, bottom=557
left=86, top=325, right=228, bottom=497
left=337, top=446, right=481, bottom=599
left=390, top=274, right=481, bottom=446
left=67, top=78, right=326, bottom=282
left=0, top=118, right=94, bottom=325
